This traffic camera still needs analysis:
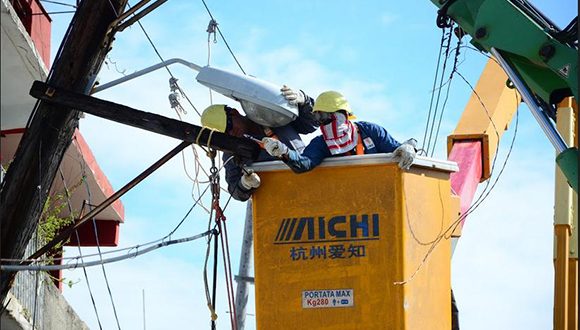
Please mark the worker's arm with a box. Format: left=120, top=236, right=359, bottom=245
left=282, top=136, right=330, bottom=173
left=290, top=92, right=318, bottom=135
left=280, top=85, right=318, bottom=135
left=356, top=121, right=401, bottom=153
left=223, top=153, right=255, bottom=202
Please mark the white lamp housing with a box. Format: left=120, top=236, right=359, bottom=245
left=196, top=66, right=298, bottom=127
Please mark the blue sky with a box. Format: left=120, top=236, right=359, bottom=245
left=37, top=0, right=577, bottom=329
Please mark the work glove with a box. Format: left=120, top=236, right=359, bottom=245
left=262, top=137, right=289, bottom=157
left=280, top=85, right=305, bottom=106
left=240, top=170, right=261, bottom=190
left=394, top=139, right=417, bottom=170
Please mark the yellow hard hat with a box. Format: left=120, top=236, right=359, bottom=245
left=313, top=91, right=355, bottom=118
left=201, top=104, right=227, bottom=132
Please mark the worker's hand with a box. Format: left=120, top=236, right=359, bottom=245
left=281, top=85, right=305, bottom=106
left=262, top=137, right=289, bottom=157
left=394, top=139, right=417, bottom=170
left=240, top=170, right=261, bottom=190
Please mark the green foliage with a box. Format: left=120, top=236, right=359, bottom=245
left=37, top=177, right=85, bottom=250
left=36, top=177, right=86, bottom=289
left=44, top=272, right=80, bottom=288
left=38, top=193, right=75, bottom=248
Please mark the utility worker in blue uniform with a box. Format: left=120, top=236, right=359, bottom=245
left=261, top=90, right=417, bottom=172
left=200, top=85, right=318, bottom=201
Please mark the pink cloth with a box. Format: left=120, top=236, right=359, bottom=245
left=321, top=112, right=358, bottom=155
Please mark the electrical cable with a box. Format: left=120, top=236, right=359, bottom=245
left=82, top=171, right=122, bottom=330
left=169, top=108, right=212, bottom=211
left=123, top=2, right=224, bottom=217
left=166, top=185, right=211, bottom=239
left=31, top=10, right=75, bottom=15
left=126, top=2, right=202, bottom=116
left=1, top=231, right=213, bottom=272
left=206, top=19, right=217, bottom=104
left=452, top=71, right=518, bottom=223
left=202, top=228, right=216, bottom=326
left=217, top=215, right=237, bottom=329
left=73, top=229, right=104, bottom=330
left=40, top=0, right=77, bottom=8
left=1, top=184, right=213, bottom=265
left=112, top=2, right=248, bottom=214
left=32, top=234, right=40, bottom=330
left=211, top=226, right=219, bottom=330
left=421, top=27, right=447, bottom=154
left=424, top=25, right=454, bottom=156
left=430, top=34, right=463, bottom=157
left=433, top=72, right=517, bottom=252
left=200, top=0, right=246, bottom=75
left=398, top=42, right=518, bottom=284
left=31, top=136, right=44, bottom=329
left=58, top=167, right=104, bottom=330
left=450, top=70, right=502, bottom=220
left=30, top=139, right=43, bottom=326
left=106, top=0, right=121, bottom=18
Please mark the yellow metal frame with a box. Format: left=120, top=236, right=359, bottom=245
left=251, top=157, right=455, bottom=329
left=553, top=97, right=578, bottom=330
left=447, top=58, right=521, bottom=181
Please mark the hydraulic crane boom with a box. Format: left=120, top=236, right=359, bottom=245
left=432, top=1, right=578, bottom=328
left=429, top=0, right=578, bottom=192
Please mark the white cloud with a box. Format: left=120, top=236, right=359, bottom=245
left=379, top=13, right=398, bottom=26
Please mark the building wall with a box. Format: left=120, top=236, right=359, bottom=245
left=8, top=0, right=51, bottom=68
left=5, top=232, right=46, bottom=328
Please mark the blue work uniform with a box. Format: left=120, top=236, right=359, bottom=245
left=224, top=94, right=318, bottom=201
left=283, top=121, right=401, bottom=173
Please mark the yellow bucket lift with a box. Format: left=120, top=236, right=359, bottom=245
left=250, top=154, right=459, bottom=329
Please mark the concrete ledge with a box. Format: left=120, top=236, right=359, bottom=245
left=1, top=273, right=89, bottom=330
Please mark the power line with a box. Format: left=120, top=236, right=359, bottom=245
left=58, top=167, right=104, bottom=330
left=430, top=34, right=463, bottom=157
left=398, top=101, right=518, bottom=284
left=200, top=0, right=246, bottom=75
left=125, top=2, right=202, bottom=117
left=1, top=231, right=213, bottom=272
left=452, top=71, right=518, bottom=222
left=74, top=229, right=104, bottom=330
left=82, top=169, right=122, bottom=330
left=40, top=0, right=77, bottom=8
left=2, top=183, right=215, bottom=265
left=423, top=25, right=454, bottom=156
left=404, top=25, right=518, bottom=282
left=421, top=27, right=446, bottom=155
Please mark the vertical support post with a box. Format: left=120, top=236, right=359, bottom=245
left=235, top=200, right=254, bottom=330
left=0, top=0, right=128, bottom=300
left=553, top=98, right=577, bottom=330
left=568, top=259, right=578, bottom=330
left=565, top=99, right=578, bottom=330
left=554, top=226, right=570, bottom=329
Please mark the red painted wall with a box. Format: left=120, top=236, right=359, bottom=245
left=11, top=0, right=52, bottom=68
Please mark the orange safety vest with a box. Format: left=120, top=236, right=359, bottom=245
left=355, top=131, right=364, bottom=155
left=349, top=125, right=365, bottom=155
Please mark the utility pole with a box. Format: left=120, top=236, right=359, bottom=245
left=234, top=201, right=255, bottom=330
left=0, top=0, right=128, bottom=301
